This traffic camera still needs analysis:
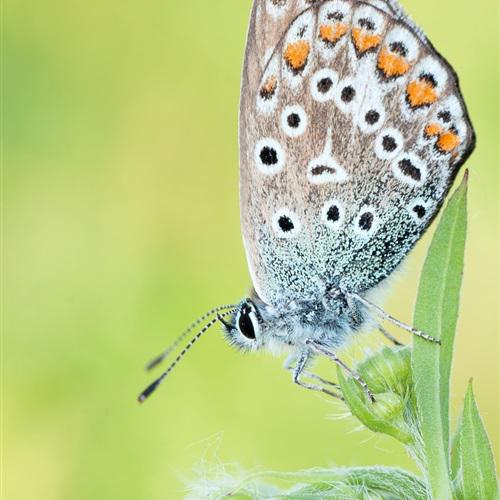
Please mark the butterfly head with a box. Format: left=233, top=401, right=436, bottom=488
left=222, top=298, right=268, bottom=352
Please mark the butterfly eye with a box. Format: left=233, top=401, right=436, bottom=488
left=237, top=305, right=259, bottom=340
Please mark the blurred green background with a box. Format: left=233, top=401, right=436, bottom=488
left=3, top=0, right=498, bottom=498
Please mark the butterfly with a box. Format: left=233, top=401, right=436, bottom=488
left=138, top=0, right=475, bottom=403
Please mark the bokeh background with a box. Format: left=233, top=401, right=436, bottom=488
left=3, top=0, right=498, bottom=498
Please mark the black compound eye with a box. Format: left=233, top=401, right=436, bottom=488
left=238, top=307, right=256, bottom=340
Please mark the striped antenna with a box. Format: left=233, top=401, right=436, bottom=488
left=138, top=309, right=236, bottom=403
left=145, top=304, right=237, bottom=371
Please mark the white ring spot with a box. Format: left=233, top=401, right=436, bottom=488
left=392, top=152, right=427, bottom=187
left=353, top=5, right=385, bottom=34
left=272, top=208, right=301, bottom=239
left=321, top=199, right=344, bottom=230
left=334, top=79, right=359, bottom=114
left=374, top=128, right=404, bottom=160
left=311, top=68, right=338, bottom=102
left=354, top=206, right=378, bottom=237
left=385, top=26, right=419, bottom=62
left=307, top=156, right=348, bottom=184
left=358, top=105, right=386, bottom=134
left=408, top=198, right=432, bottom=224
left=412, top=56, right=448, bottom=94
left=281, top=105, right=308, bottom=137
left=254, top=138, right=285, bottom=175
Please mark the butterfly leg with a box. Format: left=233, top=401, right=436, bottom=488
left=378, top=324, right=404, bottom=347
left=291, top=351, right=343, bottom=400
left=284, top=354, right=341, bottom=389
left=349, top=293, right=441, bottom=345
left=305, top=339, right=376, bottom=403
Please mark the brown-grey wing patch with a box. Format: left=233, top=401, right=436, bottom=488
left=243, top=0, right=324, bottom=93
left=239, top=0, right=475, bottom=305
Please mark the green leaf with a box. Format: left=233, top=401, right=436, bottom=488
left=235, top=467, right=428, bottom=500
left=282, top=467, right=428, bottom=499
left=451, top=410, right=463, bottom=489
left=452, top=381, right=499, bottom=500
left=412, top=173, right=469, bottom=499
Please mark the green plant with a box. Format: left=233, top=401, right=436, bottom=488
left=187, top=173, right=499, bottom=499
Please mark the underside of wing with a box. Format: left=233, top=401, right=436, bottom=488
left=239, top=0, right=475, bottom=306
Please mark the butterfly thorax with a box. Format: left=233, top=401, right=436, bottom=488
left=223, top=290, right=367, bottom=353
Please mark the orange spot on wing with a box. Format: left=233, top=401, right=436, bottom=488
left=319, top=23, right=348, bottom=44
left=424, top=123, right=443, bottom=137
left=284, top=40, right=310, bottom=71
left=260, top=75, right=277, bottom=99
left=352, top=28, right=381, bottom=53
left=377, top=47, right=410, bottom=77
left=437, top=131, right=461, bottom=152
left=406, top=79, right=438, bottom=107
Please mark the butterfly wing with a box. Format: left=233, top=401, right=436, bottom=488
left=239, top=0, right=475, bottom=305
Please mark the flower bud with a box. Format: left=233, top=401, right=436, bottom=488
left=357, top=346, right=412, bottom=397
left=337, top=346, right=415, bottom=445
left=371, top=392, right=405, bottom=421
